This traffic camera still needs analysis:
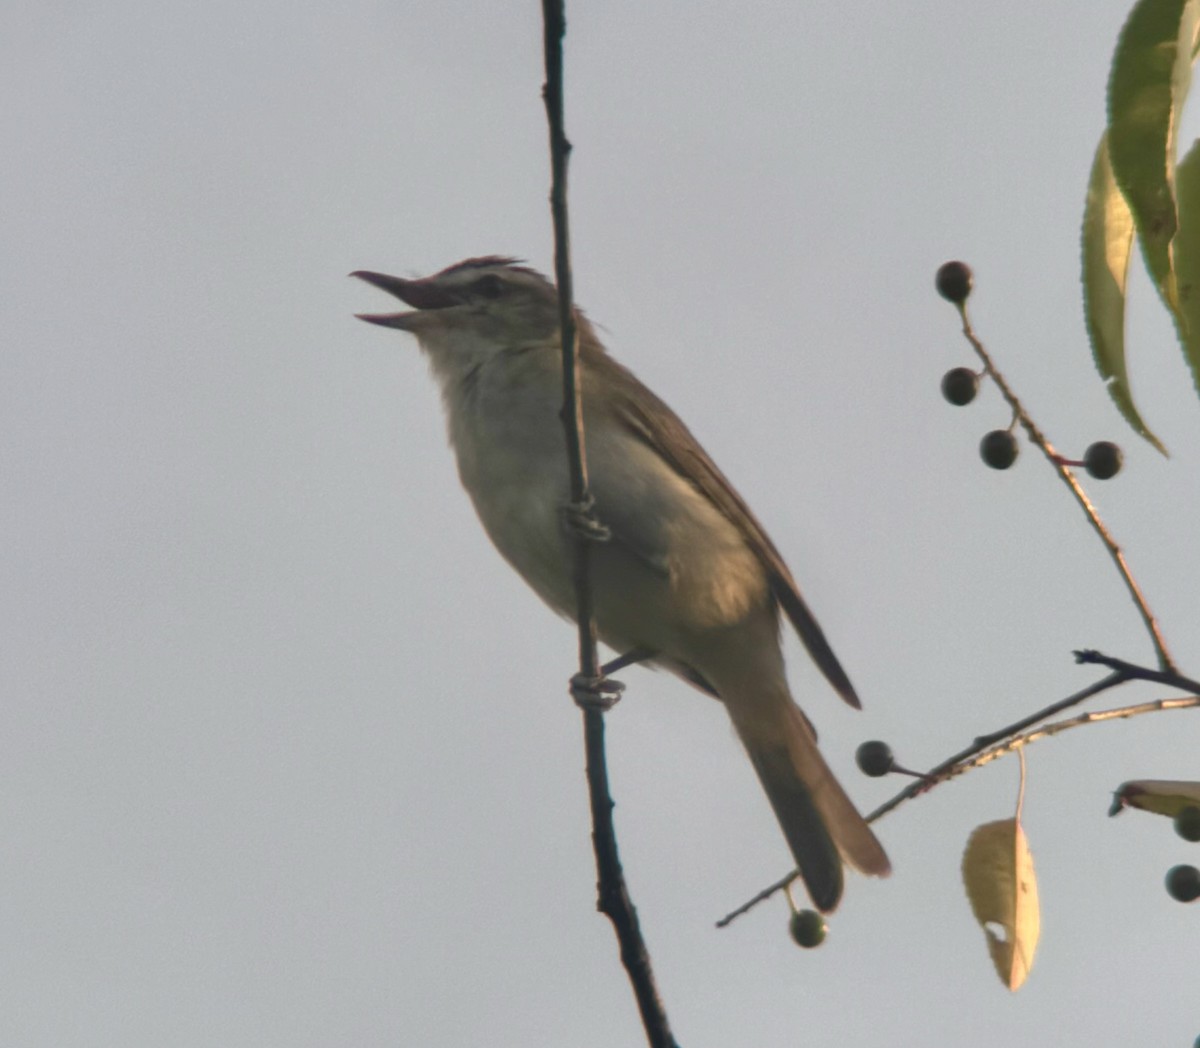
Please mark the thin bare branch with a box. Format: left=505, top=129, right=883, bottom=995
left=954, top=694, right=1200, bottom=773
left=541, top=5, right=677, bottom=1046
left=715, top=871, right=798, bottom=929
left=1075, top=648, right=1200, bottom=690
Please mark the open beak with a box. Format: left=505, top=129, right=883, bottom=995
left=351, top=270, right=462, bottom=329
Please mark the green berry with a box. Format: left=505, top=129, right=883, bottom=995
left=856, top=740, right=895, bottom=778
left=1083, top=441, right=1123, bottom=480
left=1176, top=806, right=1200, bottom=843
left=941, top=367, right=979, bottom=406
left=789, top=909, right=828, bottom=948
left=1166, top=864, right=1200, bottom=902
left=980, top=429, right=1018, bottom=470
left=936, top=261, right=973, bottom=305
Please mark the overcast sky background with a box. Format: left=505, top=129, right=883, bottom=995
left=4, top=1, right=1200, bottom=1045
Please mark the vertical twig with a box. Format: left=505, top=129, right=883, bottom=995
left=540, top=4, right=678, bottom=1047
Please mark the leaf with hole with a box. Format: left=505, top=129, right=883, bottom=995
left=962, top=818, right=1040, bottom=991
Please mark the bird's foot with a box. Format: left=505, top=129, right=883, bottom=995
left=561, top=495, right=611, bottom=543
left=569, top=672, right=625, bottom=711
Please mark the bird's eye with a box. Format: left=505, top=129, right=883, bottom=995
left=472, top=275, right=504, bottom=299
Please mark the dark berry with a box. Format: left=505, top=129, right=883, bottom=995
left=980, top=429, right=1019, bottom=470
left=941, top=367, right=980, bottom=406
left=1083, top=441, right=1123, bottom=480
left=856, top=740, right=895, bottom=778
left=789, top=909, right=827, bottom=948
left=1166, top=864, right=1200, bottom=902
left=1176, top=806, right=1200, bottom=843
left=936, top=261, right=973, bottom=305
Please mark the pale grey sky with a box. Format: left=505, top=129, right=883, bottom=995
left=4, top=2, right=1200, bottom=1045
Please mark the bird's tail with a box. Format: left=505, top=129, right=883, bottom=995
left=735, top=700, right=890, bottom=912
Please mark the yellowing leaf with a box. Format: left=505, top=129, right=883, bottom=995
left=1082, top=133, right=1167, bottom=454
left=962, top=818, right=1040, bottom=991
left=1109, top=778, right=1200, bottom=817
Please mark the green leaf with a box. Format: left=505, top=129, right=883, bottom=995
left=1107, top=0, right=1200, bottom=315
left=1082, top=134, right=1167, bottom=453
left=1172, top=138, right=1200, bottom=396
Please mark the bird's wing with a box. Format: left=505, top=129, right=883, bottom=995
left=586, top=347, right=860, bottom=709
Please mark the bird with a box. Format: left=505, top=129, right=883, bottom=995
left=352, top=256, right=889, bottom=911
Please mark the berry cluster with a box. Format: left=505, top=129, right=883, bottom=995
left=935, top=261, right=1124, bottom=479
left=1166, top=807, right=1200, bottom=904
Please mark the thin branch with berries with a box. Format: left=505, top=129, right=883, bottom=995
left=935, top=261, right=1175, bottom=674
left=716, top=648, right=1200, bottom=928
left=717, top=262, right=1194, bottom=931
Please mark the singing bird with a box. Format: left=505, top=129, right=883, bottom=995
left=353, top=257, right=889, bottom=910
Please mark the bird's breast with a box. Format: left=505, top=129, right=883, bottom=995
left=443, top=354, right=578, bottom=617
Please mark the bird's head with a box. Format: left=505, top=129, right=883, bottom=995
left=352, top=257, right=571, bottom=373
